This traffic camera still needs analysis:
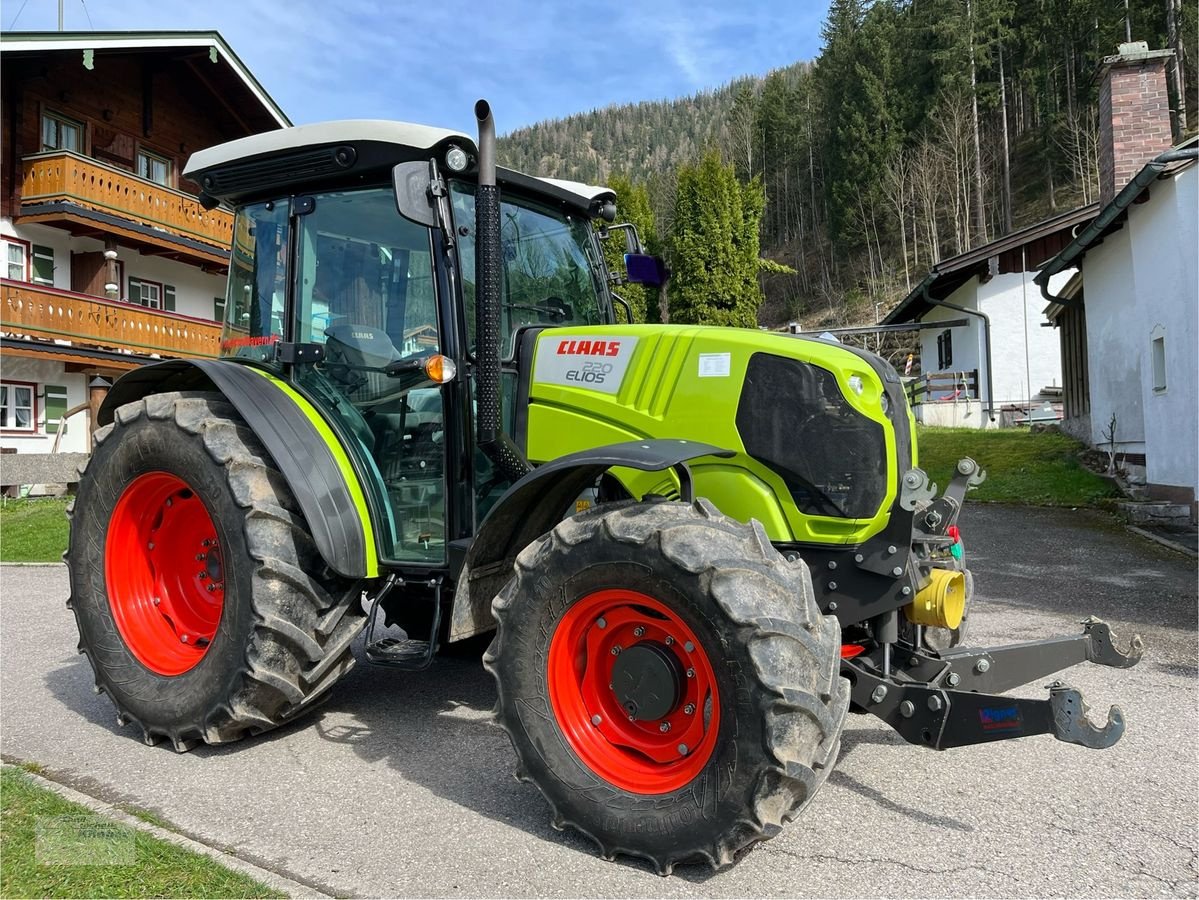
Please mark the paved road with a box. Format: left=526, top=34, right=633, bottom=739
left=2, top=506, right=1196, bottom=897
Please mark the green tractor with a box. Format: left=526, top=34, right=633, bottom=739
left=67, top=101, right=1143, bottom=873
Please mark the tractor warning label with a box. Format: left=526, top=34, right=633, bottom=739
left=533, top=335, right=639, bottom=395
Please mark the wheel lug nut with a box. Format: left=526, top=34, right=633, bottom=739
left=664, top=636, right=674, bottom=645
left=196, top=554, right=206, bottom=561
left=677, top=743, right=689, bottom=755
left=206, top=583, right=219, bottom=593
left=591, top=715, right=602, bottom=726
left=659, top=721, right=671, bottom=733
left=147, top=542, right=155, bottom=550
left=152, top=597, right=161, bottom=606
left=684, top=703, right=695, bottom=715
left=610, top=645, right=622, bottom=656
left=686, top=668, right=695, bottom=678
left=684, top=641, right=694, bottom=653
left=596, top=617, right=607, bottom=629
left=633, top=626, right=644, bottom=637
left=180, top=634, right=189, bottom=644
left=198, top=572, right=208, bottom=580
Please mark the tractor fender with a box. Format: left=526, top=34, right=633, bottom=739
left=448, top=439, right=734, bottom=642
left=98, top=359, right=376, bottom=580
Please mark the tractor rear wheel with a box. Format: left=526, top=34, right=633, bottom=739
left=485, top=499, right=849, bottom=873
left=67, top=391, right=366, bottom=751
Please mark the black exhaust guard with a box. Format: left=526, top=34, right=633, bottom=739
left=473, top=99, right=531, bottom=483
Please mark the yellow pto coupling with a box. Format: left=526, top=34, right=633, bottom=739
left=906, top=568, right=966, bottom=629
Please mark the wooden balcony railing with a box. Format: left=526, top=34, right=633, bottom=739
left=20, top=151, right=233, bottom=250
left=1, top=280, right=221, bottom=359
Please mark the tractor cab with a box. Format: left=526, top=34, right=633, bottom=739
left=187, top=121, right=628, bottom=566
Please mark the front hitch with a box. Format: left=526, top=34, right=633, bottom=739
left=844, top=617, right=1143, bottom=751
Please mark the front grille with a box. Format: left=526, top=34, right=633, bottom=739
left=736, top=353, right=887, bottom=519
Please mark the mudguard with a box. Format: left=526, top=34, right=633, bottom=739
left=448, top=439, right=734, bottom=641
left=98, top=359, right=376, bottom=579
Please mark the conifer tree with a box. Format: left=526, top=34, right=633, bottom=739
left=669, top=151, right=766, bottom=328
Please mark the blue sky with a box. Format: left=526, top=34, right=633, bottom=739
left=6, top=0, right=830, bottom=133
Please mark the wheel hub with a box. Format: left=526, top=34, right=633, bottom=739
left=547, top=589, right=721, bottom=795
left=611, top=641, right=684, bottom=721
left=105, top=472, right=225, bottom=676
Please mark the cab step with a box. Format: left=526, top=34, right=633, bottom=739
left=363, top=575, right=442, bottom=671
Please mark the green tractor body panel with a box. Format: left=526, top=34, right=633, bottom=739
left=524, top=324, right=901, bottom=546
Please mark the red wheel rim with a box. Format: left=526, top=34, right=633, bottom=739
left=105, top=472, right=225, bottom=676
left=547, top=589, right=721, bottom=794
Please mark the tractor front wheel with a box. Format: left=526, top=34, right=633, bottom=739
left=485, top=499, right=849, bottom=873
left=67, top=391, right=366, bottom=751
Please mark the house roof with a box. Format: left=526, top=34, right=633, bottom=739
left=0, top=30, right=290, bottom=131
left=1035, top=138, right=1198, bottom=301
left=883, top=203, right=1099, bottom=324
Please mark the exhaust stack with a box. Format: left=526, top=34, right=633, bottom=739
left=473, top=99, right=530, bottom=483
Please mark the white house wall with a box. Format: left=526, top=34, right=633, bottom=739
left=917, top=269, right=1071, bottom=410
left=977, top=270, right=1068, bottom=407
left=1080, top=223, right=1145, bottom=454
left=1127, top=165, right=1198, bottom=494
left=0, top=356, right=89, bottom=454
left=917, top=283, right=985, bottom=397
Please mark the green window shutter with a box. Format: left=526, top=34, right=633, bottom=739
left=164, top=285, right=176, bottom=312
left=31, top=245, right=54, bottom=285
left=44, top=385, right=68, bottom=434
left=214, top=296, right=226, bottom=322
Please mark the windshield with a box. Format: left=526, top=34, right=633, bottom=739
left=449, top=182, right=610, bottom=356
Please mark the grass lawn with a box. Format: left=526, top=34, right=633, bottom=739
left=916, top=426, right=1120, bottom=506
left=0, top=497, right=70, bottom=562
left=1, top=766, right=286, bottom=899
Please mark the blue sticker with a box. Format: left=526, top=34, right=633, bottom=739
left=979, top=705, right=1023, bottom=732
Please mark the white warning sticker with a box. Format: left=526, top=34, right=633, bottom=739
left=698, top=352, right=731, bottom=377
left=533, top=335, right=639, bottom=395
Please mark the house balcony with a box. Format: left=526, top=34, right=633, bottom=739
left=17, top=151, right=233, bottom=270
left=1, top=279, right=221, bottom=361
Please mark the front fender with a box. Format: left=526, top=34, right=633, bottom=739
left=99, top=360, right=377, bottom=579
left=447, top=439, right=733, bottom=641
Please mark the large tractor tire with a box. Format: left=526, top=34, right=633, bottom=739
left=67, top=392, right=367, bottom=751
left=485, top=499, right=849, bottom=874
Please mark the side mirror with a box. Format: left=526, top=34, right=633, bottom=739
left=393, top=161, right=436, bottom=227
left=625, top=253, right=667, bottom=287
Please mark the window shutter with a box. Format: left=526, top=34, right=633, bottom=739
left=31, top=245, right=54, bottom=285
left=44, top=385, right=68, bottom=434
left=164, top=285, right=176, bottom=312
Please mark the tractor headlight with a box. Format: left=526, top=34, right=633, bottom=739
left=445, top=145, right=469, bottom=173
left=880, top=392, right=891, bottom=415
left=847, top=375, right=864, bottom=395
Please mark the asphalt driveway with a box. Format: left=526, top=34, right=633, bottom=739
left=2, top=505, right=1196, bottom=897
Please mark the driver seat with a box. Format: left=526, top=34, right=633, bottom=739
left=324, top=324, right=400, bottom=406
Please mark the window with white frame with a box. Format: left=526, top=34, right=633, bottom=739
left=128, top=277, right=176, bottom=311
left=1151, top=327, right=1167, bottom=393
left=0, top=382, right=36, bottom=432
left=136, top=150, right=172, bottom=186
left=129, top=277, right=162, bottom=308
left=41, top=111, right=82, bottom=152
left=3, top=238, right=27, bottom=281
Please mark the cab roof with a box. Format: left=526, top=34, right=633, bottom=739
left=184, top=119, right=615, bottom=215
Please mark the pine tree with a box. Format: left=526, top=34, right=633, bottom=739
left=669, top=151, right=766, bottom=328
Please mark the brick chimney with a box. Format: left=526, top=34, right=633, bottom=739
left=1096, top=41, right=1176, bottom=206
